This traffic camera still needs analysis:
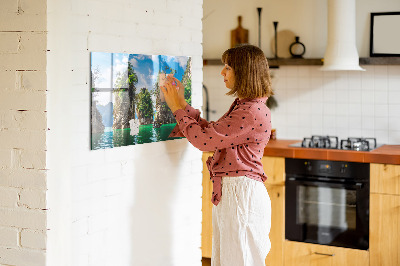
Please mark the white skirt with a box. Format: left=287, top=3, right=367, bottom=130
left=212, top=176, right=271, bottom=266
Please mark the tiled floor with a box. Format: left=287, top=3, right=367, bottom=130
left=202, top=257, right=211, bottom=266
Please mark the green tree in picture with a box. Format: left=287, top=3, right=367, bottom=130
left=182, top=57, right=192, bottom=105
left=127, top=62, right=138, bottom=121
left=136, top=87, right=154, bottom=125
left=113, top=62, right=138, bottom=128
left=90, top=66, right=105, bottom=134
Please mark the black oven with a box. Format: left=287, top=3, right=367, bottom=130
left=285, top=158, right=369, bottom=250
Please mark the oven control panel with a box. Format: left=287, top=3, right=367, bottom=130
left=318, top=162, right=331, bottom=173
left=286, top=158, right=369, bottom=180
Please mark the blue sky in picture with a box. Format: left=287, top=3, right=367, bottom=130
left=91, top=52, right=188, bottom=107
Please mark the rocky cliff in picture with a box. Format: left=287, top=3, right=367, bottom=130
left=90, top=52, right=191, bottom=150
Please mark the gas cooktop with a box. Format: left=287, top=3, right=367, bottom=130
left=289, top=135, right=382, bottom=151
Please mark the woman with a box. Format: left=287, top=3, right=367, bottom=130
left=162, top=44, right=273, bottom=266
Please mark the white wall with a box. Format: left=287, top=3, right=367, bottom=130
left=204, top=0, right=326, bottom=59
left=203, top=0, right=400, bottom=58
left=0, top=0, right=48, bottom=265
left=204, top=65, right=400, bottom=144
left=271, top=65, right=400, bottom=144
left=203, top=0, right=400, bottom=145
left=46, top=0, right=203, bottom=266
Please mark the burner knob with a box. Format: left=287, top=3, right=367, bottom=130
left=340, top=164, right=347, bottom=174
left=304, top=161, right=312, bottom=171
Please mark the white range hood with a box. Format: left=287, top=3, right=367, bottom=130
left=320, top=0, right=365, bottom=71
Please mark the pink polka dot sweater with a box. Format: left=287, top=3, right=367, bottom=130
left=169, top=97, right=271, bottom=206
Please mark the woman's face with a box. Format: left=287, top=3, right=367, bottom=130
left=220, top=64, right=235, bottom=89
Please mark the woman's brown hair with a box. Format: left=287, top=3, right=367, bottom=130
left=221, top=44, right=273, bottom=99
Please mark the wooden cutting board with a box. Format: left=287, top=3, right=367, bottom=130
left=231, top=16, right=249, bottom=48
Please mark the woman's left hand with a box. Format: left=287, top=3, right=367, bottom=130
left=161, top=77, right=184, bottom=113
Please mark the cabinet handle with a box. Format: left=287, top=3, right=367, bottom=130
left=314, top=252, right=335, bottom=257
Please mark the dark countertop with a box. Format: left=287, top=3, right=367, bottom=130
left=263, top=139, right=400, bottom=165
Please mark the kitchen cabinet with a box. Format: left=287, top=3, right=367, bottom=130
left=284, top=241, right=369, bottom=266
left=264, top=184, right=284, bottom=266
left=261, top=156, right=285, bottom=266
left=370, top=193, right=400, bottom=266
left=202, top=155, right=400, bottom=265
left=370, top=163, right=400, bottom=195
left=201, top=153, right=286, bottom=266
left=201, top=152, right=213, bottom=258
left=261, top=156, right=285, bottom=186
left=370, top=163, right=400, bottom=266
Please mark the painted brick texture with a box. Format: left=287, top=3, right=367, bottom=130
left=0, top=227, right=19, bottom=247
left=21, top=229, right=47, bottom=250
left=0, top=0, right=48, bottom=265
left=46, top=0, right=203, bottom=266
left=2, top=0, right=203, bottom=265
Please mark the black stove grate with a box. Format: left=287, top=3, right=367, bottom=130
left=301, top=135, right=339, bottom=149
left=340, top=137, right=377, bottom=151
left=299, top=136, right=377, bottom=151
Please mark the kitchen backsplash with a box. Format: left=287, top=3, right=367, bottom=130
left=203, top=65, right=400, bottom=144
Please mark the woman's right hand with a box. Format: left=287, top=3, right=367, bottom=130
left=168, top=76, right=187, bottom=109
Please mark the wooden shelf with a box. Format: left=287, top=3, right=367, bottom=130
left=203, top=58, right=323, bottom=67
left=203, top=57, right=400, bottom=67
left=202, top=59, right=223, bottom=66
left=359, top=57, right=400, bottom=65
left=268, top=58, right=322, bottom=67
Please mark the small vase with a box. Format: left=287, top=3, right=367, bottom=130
left=289, top=36, right=306, bottom=58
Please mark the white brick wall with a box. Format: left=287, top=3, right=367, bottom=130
left=21, top=229, right=47, bottom=250
left=0, top=187, right=19, bottom=208
left=0, top=227, right=19, bottom=247
left=0, top=247, right=46, bottom=266
left=47, top=1, right=203, bottom=266
left=2, top=0, right=203, bottom=264
left=0, top=0, right=48, bottom=265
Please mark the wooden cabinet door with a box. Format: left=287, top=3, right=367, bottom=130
left=202, top=152, right=213, bottom=258
left=262, top=156, right=285, bottom=265
left=264, top=184, right=284, bottom=266
left=284, top=241, right=369, bottom=266
left=262, top=156, right=285, bottom=186
left=370, top=193, right=400, bottom=266
left=370, top=163, right=400, bottom=195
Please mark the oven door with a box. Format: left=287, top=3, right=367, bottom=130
left=285, top=177, right=369, bottom=250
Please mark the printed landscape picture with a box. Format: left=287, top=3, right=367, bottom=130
left=90, top=52, right=192, bottom=150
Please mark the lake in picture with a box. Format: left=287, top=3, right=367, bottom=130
left=90, top=52, right=191, bottom=150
